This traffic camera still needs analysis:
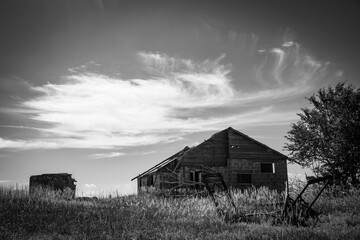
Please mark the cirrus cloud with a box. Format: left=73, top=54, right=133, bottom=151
left=0, top=41, right=342, bottom=150
left=88, top=152, right=125, bottom=160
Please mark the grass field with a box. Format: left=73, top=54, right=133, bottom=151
left=1, top=180, right=360, bottom=240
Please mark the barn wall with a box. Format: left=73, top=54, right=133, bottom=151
left=137, top=128, right=288, bottom=193
left=138, top=176, right=147, bottom=189
left=181, top=159, right=287, bottom=192
left=226, top=129, right=287, bottom=191
left=179, top=129, right=287, bottom=192
left=226, top=158, right=287, bottom=191
left=137, top=159, right=182, bottom=193
left=138, top=172, right=182, bottom=192
left=158, top=172, right=180, bottom=189
left=182, top=165, right=229, bottom=182
left=181, top=129, right=228, bottom=166
left=228, top=129, right=282, bottom=160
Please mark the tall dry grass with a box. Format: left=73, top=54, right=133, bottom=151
left=1, top=181, right=360, bottom=240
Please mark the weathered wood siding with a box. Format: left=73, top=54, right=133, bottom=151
left=228, top=128, right=280, bottom=160
left=226, top=128, right=288, bottom=191
left=136, top=127, right=288, bottom=192
left=180, top=128, right=287, bottom=191
left=138, top=159, right=181, bottom=190
left=181, top=129, right=228, bottom=166
left=226, top=159, right=287, bottom=191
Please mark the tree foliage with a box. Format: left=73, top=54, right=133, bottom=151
left=284, top=82, right=360, bottom=184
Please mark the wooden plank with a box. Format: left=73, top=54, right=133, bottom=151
left=229, top=146, right=269, bottom=152
left=230, top=151, right=274, bottom=157
left=229, top=141, right=266, bottom=148
left=198, top=148, right=228, bottom=153
left=188, top=148, right=227, bottom=154
left=182, top=156, right=226, bottom=162
left=192, top=142, right=228, bottom=148
left=183, top=159, right=227, bottom=164
left=230, top=155, right=287, bottom=160
left=183, top=154, right=226, bottom=158
left=185, top=153, right=227, bottom=158
left=229, top=140, right=264, bottom=145
left=228, top=131, right=246, bottom=137
left=229, top=150, right=283, bottom=155
left=183, top=162, right=227, bottom=167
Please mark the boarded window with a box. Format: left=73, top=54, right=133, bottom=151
left=237, top=174, right=252, bottom=184
left=147, top=175, right=154, bottom=186
left=261, top=163, right=274, bottom=173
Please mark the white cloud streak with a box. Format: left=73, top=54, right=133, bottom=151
left=0, top=137, right=60, bottom=150
left=0, top=42, right=341, bottom=150
left=88, top=152, right=125, bottom=159
left=0, top=180, right=11, bottom=184
left=84, top=183, right=96, bottom=188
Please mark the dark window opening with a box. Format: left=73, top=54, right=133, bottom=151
left=190, top=171, right=194, bottom=182
left=147, top=175, right=154, bottom=186
left=261, top=163, right=274, bottom=173
left=190, top=171, right=202, bottom=182
left=190, top=171, right=202, bottom=189
left=237, top=174, right=252, bottom=184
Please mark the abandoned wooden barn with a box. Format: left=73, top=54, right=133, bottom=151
left=131, top=127, right=288, bottom=193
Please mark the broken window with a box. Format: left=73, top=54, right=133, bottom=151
left=237, top=174, right=252, bottom=184
left=261, top=163, right=274, bottom=173
left=147, top=175, right=154, bottom=186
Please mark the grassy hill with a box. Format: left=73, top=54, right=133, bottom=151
left=1, top=182, right=360, bottom=240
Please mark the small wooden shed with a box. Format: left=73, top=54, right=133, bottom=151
left=131, top=127, right=288, bottom=192
left=29, top=173, right=77, bottom=198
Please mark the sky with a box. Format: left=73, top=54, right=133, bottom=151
left=0, top=0, right=359, bottom=196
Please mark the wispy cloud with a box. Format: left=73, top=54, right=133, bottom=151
left=1, top=53, right=235, bottom=149
left=88, top=152, right=125, bottom=159
left=136, top=151, right=157, bottom=155
left=84, top=183, right=96, bottom=188
left=0, top=41, right=342, bottom=150
left=0, top=137, right=60, bottom=150
left=255, top=41, right=330, bottom=90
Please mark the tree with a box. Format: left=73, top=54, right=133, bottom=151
left=284, top=82, right=360, bottom=185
